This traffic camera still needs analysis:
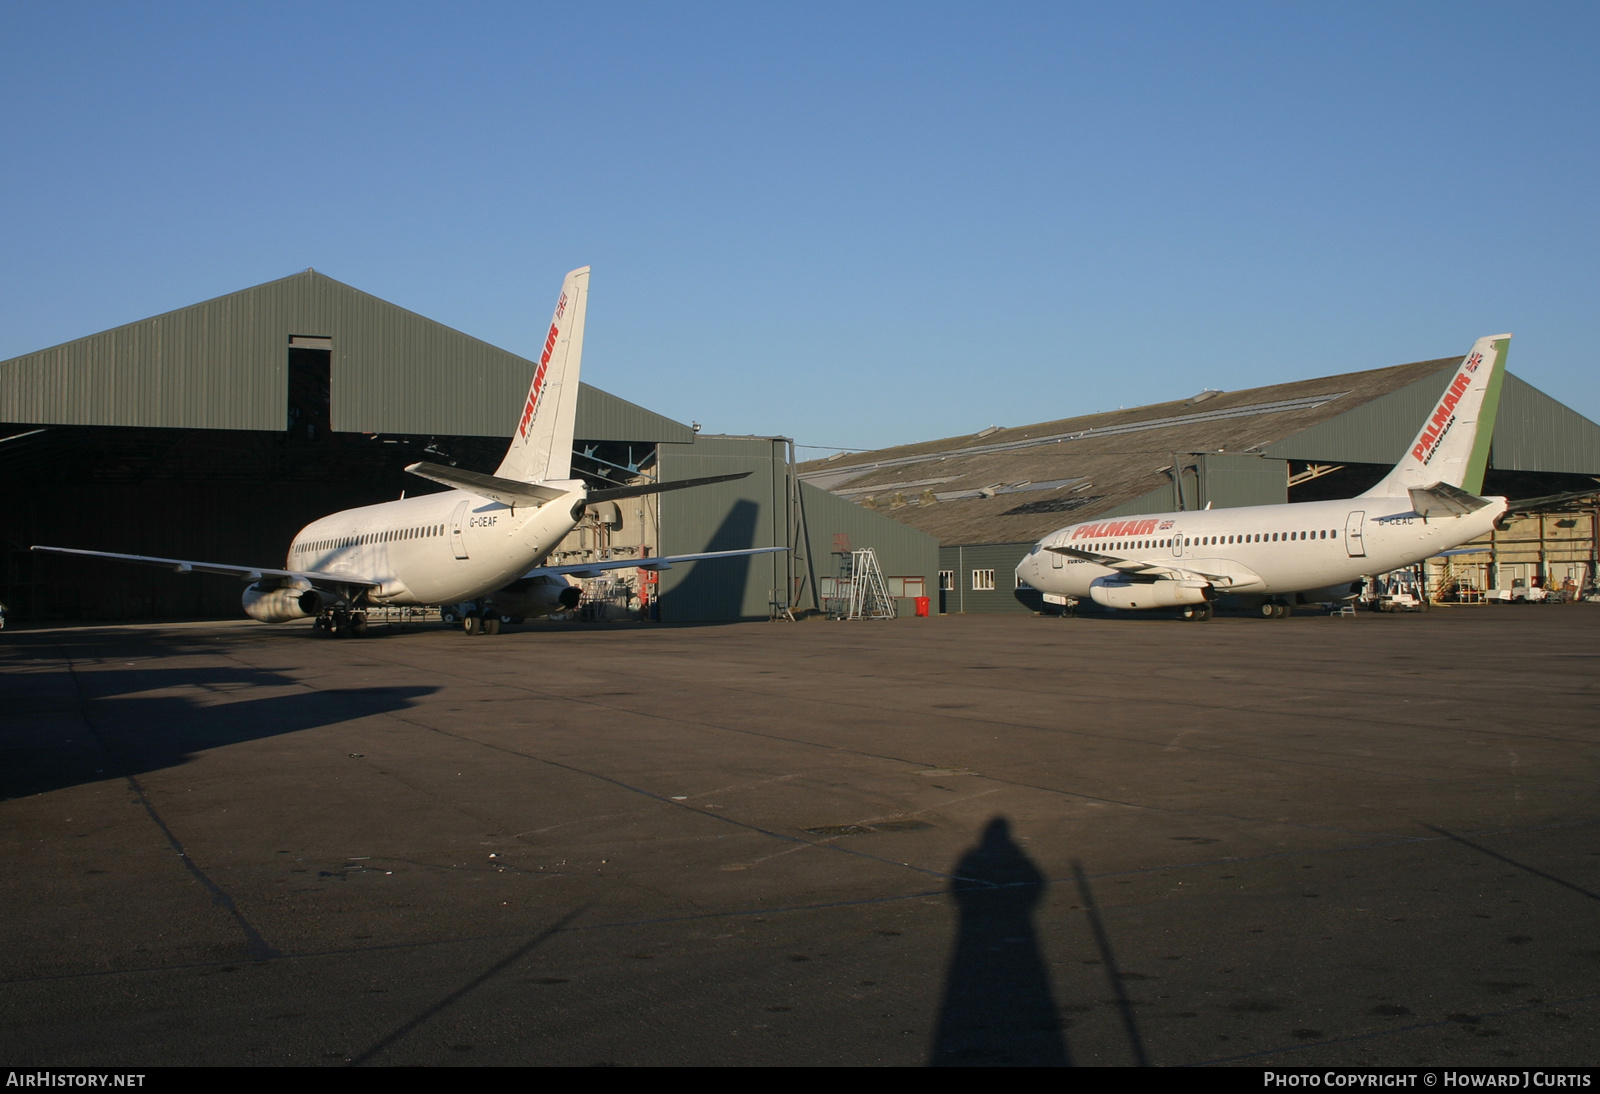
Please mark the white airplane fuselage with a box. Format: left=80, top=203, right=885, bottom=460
left=288, top=481, right=586, bottom=606
left=1015, top=493, right=1507, bottom=610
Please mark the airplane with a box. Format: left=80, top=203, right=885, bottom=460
left=1014, top=334, right=1514, bottom=621
left=34, top=267, right=785, bottom=637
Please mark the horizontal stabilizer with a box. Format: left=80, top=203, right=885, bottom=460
left=1505, top=486, right=1600, bottom=515
left=586, top=472, right=753, bottom=503
left=521, top=545, right=786, bottom=581
left=1408, top=482, right=1493, bottom=518
left=405, top=462, right=571, bottom=507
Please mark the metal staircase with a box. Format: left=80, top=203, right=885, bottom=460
left=835, top=548, right=897, bottom=620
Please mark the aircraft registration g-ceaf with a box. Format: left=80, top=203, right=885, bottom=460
left=1015, top=334, right=1514, bottom=621
left=34, top=267, right=784, bottom=637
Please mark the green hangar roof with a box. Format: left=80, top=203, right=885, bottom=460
left=0, top=270, right=692, bottom=444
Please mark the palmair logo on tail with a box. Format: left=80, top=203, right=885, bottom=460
left=1411, top=352, right=1483, bottom=465
left=517, top=297, right=568, bottom=440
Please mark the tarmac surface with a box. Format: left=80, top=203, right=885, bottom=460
left=2, top=606, right=1598, bottom=1067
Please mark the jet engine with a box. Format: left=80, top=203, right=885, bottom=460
left=488, top=575, right=583, bottom=618
left=242, top=579, right=318, bottom=623
left=1088, top=577, right=1211, bottom=611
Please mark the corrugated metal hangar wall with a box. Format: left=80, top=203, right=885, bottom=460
left=652, top=436, right=937, bottom=622
left=0, top=272, right=934, bottom=624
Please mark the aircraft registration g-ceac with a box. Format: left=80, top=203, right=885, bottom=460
left=1015, top=334, right=1514, bottom=620
left=34, top=267, right=784, bottom=637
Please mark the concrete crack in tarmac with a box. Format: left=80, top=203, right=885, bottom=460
left=1194, top=986, right=1600, bottom=1067
left=228, top=640, right=1447, bottom=841
left=58, top=643, right=281, bottom=961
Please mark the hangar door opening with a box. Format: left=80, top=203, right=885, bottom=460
left=287, top=336, right=331, bottom=442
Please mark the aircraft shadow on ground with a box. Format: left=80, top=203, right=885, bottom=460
left=1, top=662, right=435, bottom=800
left=660, top=498, right=764, bottom=622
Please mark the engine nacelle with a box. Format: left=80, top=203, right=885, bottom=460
left=484, top=575, right=583, bottom=619
left=242, top=579, right=316, bottom=623
left=1297, top=581, right=1365, bottom=605
left=1088, top=577, right=1211, bottom=611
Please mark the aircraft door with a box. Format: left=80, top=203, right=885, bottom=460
left=450, top=500, right=470, bottom=560
left=1345, top=511, right=1366, bottom=557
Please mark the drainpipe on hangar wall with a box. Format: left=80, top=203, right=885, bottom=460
left=1488, top=522, right=1499, bottom=591
left=1538, top=513, right=1548, bottom=587
left=1590, top=507, right=1600, bottom=594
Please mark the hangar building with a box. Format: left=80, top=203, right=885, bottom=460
left=800, top=353, right=1600, bottom=612
left=0, top=271, right=936, bottom=624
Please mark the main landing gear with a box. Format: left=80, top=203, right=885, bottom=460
left=1180, top=603, right=1214, bottom=622
left=313, top=609, right=368, bottom=638
left=461, top=611, right=502, bottom=636
left=1259, top=600, right=1291, bottom=619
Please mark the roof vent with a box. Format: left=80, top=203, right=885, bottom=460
left=1189, top=389, right=1223, bottom=403
left=975, top=425, right=1003, bottom=438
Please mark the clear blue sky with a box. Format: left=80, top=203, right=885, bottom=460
left=3, top=2, right=1595, bottom=452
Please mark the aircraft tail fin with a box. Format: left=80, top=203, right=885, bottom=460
left=1363, top=332, right=1510, bottom=499
left=1361, top=333, right=1510, bottom=498
left=494, top=266, right=590, bottom=484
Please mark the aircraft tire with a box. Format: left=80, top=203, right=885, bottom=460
left=1197, top=603, right=1213, bottom=621
left=483, top=616, right=501, bottom=636
left=1260, top=602, right=1276, bottom=619
left=463, top=614, right=481, bottom=637
left=1275, top=603, right=1290, bottom=619
left=352, top=613, right=368, bottom=638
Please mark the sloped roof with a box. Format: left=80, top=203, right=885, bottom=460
left=798, top=357, right=1459, bottom=545
left=0, top=270, right=692, bottom=443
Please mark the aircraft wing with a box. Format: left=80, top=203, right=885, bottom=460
left=1045, top=546, right=1263, bottom=589
left=30, top=546, right=381, bottom=588
left=522, top=546, right=787, bottom=580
